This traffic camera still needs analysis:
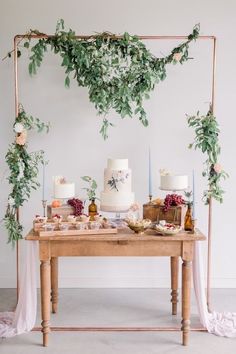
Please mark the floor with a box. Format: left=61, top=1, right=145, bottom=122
left=0, top=288, right=236, bottom=353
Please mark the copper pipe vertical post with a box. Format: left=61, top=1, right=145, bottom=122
left=206, top=37, right=217, bottom=312
left=14, top=36, right=20, bottom=301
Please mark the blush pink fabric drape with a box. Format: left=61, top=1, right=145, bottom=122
left=193, top=241, right=236, bottom=337
left=0, top=241, right=37, bottom=337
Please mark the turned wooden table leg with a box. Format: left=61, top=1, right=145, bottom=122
left=170, top=256, right=179, bottom=315
left=181, top=259, right=191, bottom=346
left=40, top=260, right=51, bottom=347
left=51, top=257, right=58, bottom=314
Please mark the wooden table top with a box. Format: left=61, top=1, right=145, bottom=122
left=25, top=228, right=206, bottom=242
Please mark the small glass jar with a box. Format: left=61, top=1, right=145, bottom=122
left=90, top=221, right=100, bottom=230
left=59, top=223, right=69, bottom=231
left=43, top=223, right=55, bottom=231
left=76, top=222, right=86, bottom=230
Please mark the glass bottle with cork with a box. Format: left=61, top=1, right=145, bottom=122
left=88, top=198, right=97, bottom=221
left=184, top=202, right=194, bottom=232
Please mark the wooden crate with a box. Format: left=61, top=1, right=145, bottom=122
left=143, top=203, right=186, bottom=226
left=47, top=205, right=75, bottom=220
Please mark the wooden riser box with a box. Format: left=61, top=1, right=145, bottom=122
left=47, top=205, right=75, bottom=220
left=143, top=204, right=186, bottom=226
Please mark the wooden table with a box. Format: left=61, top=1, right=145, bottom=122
left=25, top=228, right=206, bottom=347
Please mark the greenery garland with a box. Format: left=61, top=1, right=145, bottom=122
left=7, top=19, right=200, bottom=139
left=187, top=109, right=228, bottom=204
left=4, top=106, right=49, bottom=245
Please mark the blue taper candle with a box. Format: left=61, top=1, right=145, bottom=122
left=42, top=161, right=46, bottom=201
left=192, top=169, right=195, bottom=219
left=149, top=147, right=152, bottom=197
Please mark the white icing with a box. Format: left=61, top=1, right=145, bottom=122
left=100, top=191, right=135, bottom=212
left=160, top=175, right=188, bottom=191
left=107, top=158, right=128, bottom=170
left=54, top=183, right=75, bottom=199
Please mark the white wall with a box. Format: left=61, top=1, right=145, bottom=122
left=0, top=0, right=236, bottom=288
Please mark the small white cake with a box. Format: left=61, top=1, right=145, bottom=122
left=53, top=176, right=75, bottom=199
left=160, top=174, right=188, bottom=191
left=100, top=159, right=135, bottom=212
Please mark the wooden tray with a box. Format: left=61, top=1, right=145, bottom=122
left=38, top=228, right=117, bottom=237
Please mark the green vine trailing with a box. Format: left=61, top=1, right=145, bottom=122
left=4, top=106, right=49, bottom=245
left=7, top=19, right=200, bottom=139
left=187, top=109, right=228, bottom=204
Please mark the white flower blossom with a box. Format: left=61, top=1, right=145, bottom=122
left=14, top=122, right=24, bottom=133
left=8, top=197, right=15, bottom=206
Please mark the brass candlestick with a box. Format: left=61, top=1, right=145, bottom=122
left=42, top=200, right=47, bottom=217
left=149, top=195, right=153, bottom=203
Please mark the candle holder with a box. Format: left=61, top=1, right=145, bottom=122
left=148, top=195, right=153, bottom=204
left=42, top=200, right=47, bottom=217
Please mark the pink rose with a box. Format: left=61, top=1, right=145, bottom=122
left=214, top=163, right=222, bottom=174
left=15, top=130, right=27, bottom=145
left=173, top=52, right=182, bottom=62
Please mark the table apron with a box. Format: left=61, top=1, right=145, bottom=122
left=38, top=240, right=192, bottom=259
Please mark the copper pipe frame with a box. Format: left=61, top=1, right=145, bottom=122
left=14, top=36, right=20, bottom=301
left=32, top=326, right=207, bottom=332
left=13, top=33, right=216, bottom=312
left=206, top=38, right=217, bottom=312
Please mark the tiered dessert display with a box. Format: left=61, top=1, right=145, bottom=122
left=47, top=177, right=76, bottom=219
left=100, top=159, right=135, bottom=212
left=53, top=176, right=75, bottom=200
left=143, top=170, right=188, bottom=226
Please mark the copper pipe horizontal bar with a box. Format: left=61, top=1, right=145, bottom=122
left=32, top=326, right=207, bottom=332
left=15, top=34, right=216, bottom=40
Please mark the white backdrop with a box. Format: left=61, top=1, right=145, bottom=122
left=0, top=0, right=235, bottom=288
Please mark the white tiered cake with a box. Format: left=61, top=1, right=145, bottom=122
left=100, top=159, right=135, bottom=212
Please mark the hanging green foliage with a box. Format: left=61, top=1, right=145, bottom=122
left=4, top=106, right=49, bottom=245
left=7, top=19, right=200, bottom=138
left=187, top=109, right=228, bottom=204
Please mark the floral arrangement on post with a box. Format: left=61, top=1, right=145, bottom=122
left=187, top=108, right=228, bottom=204
left=5, top=19, right=200, bottom=139
left=4, top=105, right=49, bottom=245
left=81, top=176, right=99, bottom=201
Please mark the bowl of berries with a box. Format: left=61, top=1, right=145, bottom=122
left=155, top=223, right=181, bottom=236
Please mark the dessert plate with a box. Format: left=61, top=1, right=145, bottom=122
left=155, top=223, right=181, bottom=236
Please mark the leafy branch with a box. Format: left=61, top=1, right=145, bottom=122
left=5, top=19, right=200, bottom=139
left=3, top=106, right=49, bottom=245
left=81, top=176, right=99, bottom=201
left=187, top=109, right=228, bottom=204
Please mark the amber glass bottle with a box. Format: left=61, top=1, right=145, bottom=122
left=88, top=199, right=97, bottom=221
left=184, top=204, right=194, bottom=232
